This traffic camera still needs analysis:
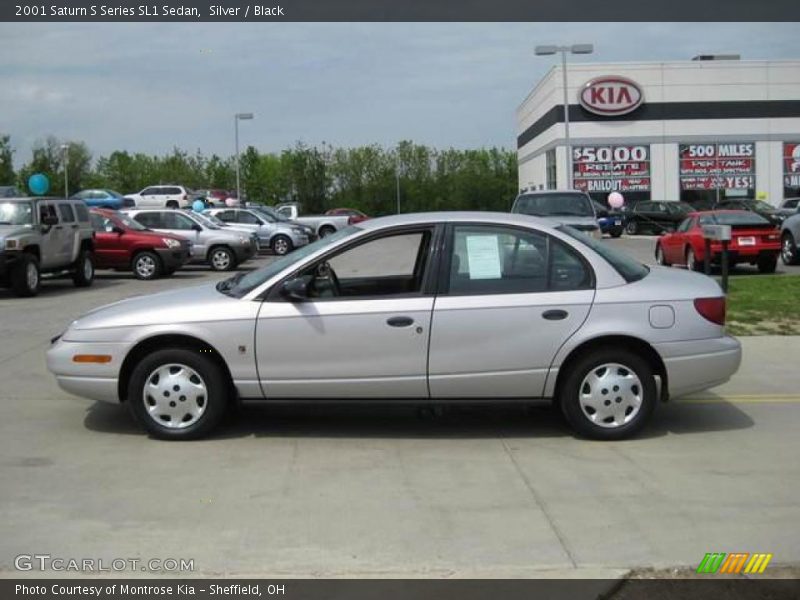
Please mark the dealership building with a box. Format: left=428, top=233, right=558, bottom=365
left=516, top=57, right=800, bottom=207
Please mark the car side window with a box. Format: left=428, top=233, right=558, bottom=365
left=57, top=203, right=75, bottom=223
left=162, top=212, right=196, bottom=230
left=134, top=213, right=160, bottom=228
left=217, top=211, right=236, bottom=222
left=636, top=202, right=650, bottom=213
left=39, top=203, right=58, bottom=223
left=141, top=187, right=156, bottom=196
left=73, top=203, right=90, bottom=222
left=677, top=217, right=694, bottom=232
left=302, top=230, right=432, bottom=299
left=446, top=225, right=591, bottom=295
left=698, top=215, right=714, bottom=226
left=238, top=211, right=260, bottom=225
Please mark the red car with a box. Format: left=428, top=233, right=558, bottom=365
left=89, top=208, right=192, bottom=280
left=325, top=207, right=369, bottom=224
left=656, top=210, right=781, bottom=273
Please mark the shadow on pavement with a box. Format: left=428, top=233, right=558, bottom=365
left=83, top=398, right=754, bottom=441
left=0, top=277, right=122, bottom=300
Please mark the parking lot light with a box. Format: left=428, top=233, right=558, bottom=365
left=534, top=43, right=594, bottom=189
left=234, top=112, right=255, bottom=204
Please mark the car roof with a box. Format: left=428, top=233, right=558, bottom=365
left=355, top=211, right=559, bottom=232
left=516, top=190, right=588, bottom=197
left=687, top=209, right=755, bottom=217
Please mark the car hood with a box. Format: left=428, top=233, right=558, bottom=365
left=549, top=216, right=599, bottom=229
left=0, top=223, right=33, bottom=241
left=70, top=283, right=240, bottom=331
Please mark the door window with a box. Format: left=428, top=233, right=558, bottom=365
left=133, top=212, right=161, bottom=228
left=57, top=203, right=76, bottom=223
left=303, top=230, right=432, bottom=299
left=39, top=203, right=58, bottom=223
left=161, top=212, right=197, bottom=230
left=446, top=225, right=592, bottom=295
left=237, top=211, right=261, bottom=225
left=216, top=211, right=236, bottom=222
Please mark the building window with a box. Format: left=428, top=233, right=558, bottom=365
left=545, top=149, right=557, bottom=190
left=783, top=143, right=800, bottom=198
left=571, top=145, right=651, bottom=206
left=679, top=143, right=755, bottom=206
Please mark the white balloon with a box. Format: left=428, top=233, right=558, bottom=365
left=608, top=192, right=625, bottom=208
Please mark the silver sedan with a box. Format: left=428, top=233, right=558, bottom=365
left=46, top=212, right=741, bottom=441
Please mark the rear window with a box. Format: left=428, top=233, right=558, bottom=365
left=513, top=193, right=594, bottom=218
left=711, top=212, right=770, bottom=226
left=557, top=225, right=649, bottom=283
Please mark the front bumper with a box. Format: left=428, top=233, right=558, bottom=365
left=154, top=246, right=191, bottom=269
left=0, top=250, right=21, bottom=278
left=233, top=241, right=257, bottom=262
left=46, top=338, right=132, bottom=403
left=655, top=336, right=742, bottom=399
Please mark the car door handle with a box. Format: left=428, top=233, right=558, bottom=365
left=386, top=316, right=414, bottom=327
left=542, top=309, right=568, bottom=321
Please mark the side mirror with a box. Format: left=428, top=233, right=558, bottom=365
left=192, top=224, right=202, bottom=232
left=280, top=275, right=312, bottom=302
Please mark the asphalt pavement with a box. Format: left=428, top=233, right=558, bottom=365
left=0, top=248, right=798, bottom=579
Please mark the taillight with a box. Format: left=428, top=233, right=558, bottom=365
left=183, top=194, right=188, bottom=200
left=694, top=297, right=726, bottom=325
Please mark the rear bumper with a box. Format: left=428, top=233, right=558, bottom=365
left=654, top=336, right=742, bottom=399
left=707, top=248, right=779, bottom=263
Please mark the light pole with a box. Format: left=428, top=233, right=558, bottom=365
left=534, top=44, right=594, bottom=189
left=61, top=143, right=69, bottom=198
left=234, top=112, right=254, bottom=202
left=395, top=153, right=401, bottom=214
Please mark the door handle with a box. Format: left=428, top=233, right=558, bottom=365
left=386, top=316, right=414, bottom=327
left=542, top=309, right=568, bottom=321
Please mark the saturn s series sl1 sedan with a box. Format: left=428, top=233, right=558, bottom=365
left=46, top=212, right=742, bottom=441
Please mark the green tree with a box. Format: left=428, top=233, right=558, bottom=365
left=0, top=134, right=15, bottom=184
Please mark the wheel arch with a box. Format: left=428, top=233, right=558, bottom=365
left=117, top=333, right=235, bottom=404
left=22, top=244, right=41, bottom=261
left=551, top=335, right=669, bottom=405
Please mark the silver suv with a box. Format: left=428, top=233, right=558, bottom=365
left=0, top=197, right=95, bottom=296
left=124, top=209, right=257, bottom=271
left=204, top=207, right=310, bottom=255
left=511, top=190, right=600, bottom=237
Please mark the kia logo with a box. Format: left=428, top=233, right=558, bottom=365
left=579, top=76, right=643, bottom=116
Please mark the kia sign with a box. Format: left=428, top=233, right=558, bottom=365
left=579, top=76, right=644, bottom=116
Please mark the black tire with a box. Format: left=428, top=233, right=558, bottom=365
left=781, top=232, right=798, bottom=266
left=686, top=246, right=701, bottom=272
left=559, top=348, right=657, bottom=440
left=757, top=254, right=778, bottom=274
left=131, top=250, right=162, bottom=280
left=72, top=250, right=95, bottom=287
left=10, top=253, right=41, bottom=297
left=610, top=227, right=623, bottom=238
left=126, top=348, right=229, bottom=440
left=166, top=200, right=179, bottom=209
left=625, top=220, right=638, bottom=235
left=318, top=226, right=336, bottom=238
left=207, top=246, right=236, bottom=271
left=270, top=234, right=293, bottom=256
left=655, top=243, right=669, bottom=266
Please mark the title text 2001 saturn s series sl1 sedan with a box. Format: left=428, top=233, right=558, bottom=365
left=47, top=212, right=742, bottom=441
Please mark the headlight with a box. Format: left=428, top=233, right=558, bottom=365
left=292, top=227, right=305, bottom=235
left=238, top=236, right=248, bottom=244
left=162, top=238, right=180, bottom=249
left=4, top=239, right=19, bottom=250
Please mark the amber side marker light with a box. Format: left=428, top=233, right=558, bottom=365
left=72, top=355, right=112, bottom=364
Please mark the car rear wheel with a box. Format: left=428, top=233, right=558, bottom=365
left=166, top=200, right=179, bottom=209
left=72, top=250, right=95, bottom=287
left=686, top=247, right=700, bottom=272
left=318, top=225, right=336, bottom=237
left=10, top=253, right=40, bottom=297
left=625, top=220, right=638, bottom=235
left=127, top=348, right=228, bottom=440
left=271, top=234, right=293, bottom=256
left=655, top=244, right=669, bottom=266
left=208, top=246, right=236, bottom=271
left=782, top=232, right=798, bottom=265
left=132, top=251, right=162, bottom=280
left=757, top=254, right=778, bottom=274
left=559, top=348, right=657, bottom=440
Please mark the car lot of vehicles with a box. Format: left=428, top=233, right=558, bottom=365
left=656, top=210, right=781, bottom=273
left=623, top=201, right=693, bottom=235
left=124, top=208, right=257, bottom=271
left=71, top=189, right=127, bottom=210
left=511, top=190, right=601, bottom=237
left=124, top=185, right=194, bottom=209
left=46, top=211, right=740, bottom=441
left=0, top=197, right=95, bottom=296
left=247, top=203, right=317, bottom=240
left=325, top=207, right=370, bottom=224
left=275, top=202, right=351, bottom=237
left=204, top=207, right=310, bottom=255
left=89, top=208, right=191, bottom=280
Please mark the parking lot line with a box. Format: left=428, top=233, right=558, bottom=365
left=681, top=394, right=800, bottom=404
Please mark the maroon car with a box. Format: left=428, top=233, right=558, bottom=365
left=89, top=208, right=191, bottom=280
left=325, top=207, right=369, bottom=224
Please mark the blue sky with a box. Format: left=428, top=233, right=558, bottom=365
left=1, top=22, right=798, bottom=165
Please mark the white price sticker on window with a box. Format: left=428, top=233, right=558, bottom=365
left=465, top=235, right=502, bottom=279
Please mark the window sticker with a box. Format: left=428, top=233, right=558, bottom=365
left=465, top=235, right=502, bottom=279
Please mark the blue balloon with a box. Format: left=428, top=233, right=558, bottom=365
left=28, top=173, right=50, bottom=196
left=192, top=199, right=206, bottom=213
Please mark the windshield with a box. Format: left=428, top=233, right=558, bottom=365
left=220, top=226, right=358, bottom=298
left=557, top=225, right=649, bottom=283
left=745, top=200, right=774, bottom=212
left=0, top=201, right=33, bottom=225
left=251, top=205, right=287, bottom=222
left=115, top=212, right=148, bottom=231
left=668, top=202, right=693, bottom=213
left=189, top=212, right=221, bottom=229
left=107, top=190, right=124, bottom=199
left=514, top=193, right=594, bottom=218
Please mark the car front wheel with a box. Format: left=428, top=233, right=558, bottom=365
left=318, top=226, right=336, bottom=237
left=655, top=244, right=669, bottom=266
left=10, top=253, right=41, bottom=297
left=625, top=221, right=638, bottom=235
left=782, top=232, right=798, bottom=265
left=127, top=348, right=229, bottom=440
left=208, top=246, right=236, bottom=271
left=271, top=234, right=293, bottom=256
left=132, top=251, right=162, bottom=280
left=686, top=247, right=701, bottom=272
left=559, top=348, right=657, bottom=440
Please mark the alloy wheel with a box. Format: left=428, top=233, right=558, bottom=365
left=26, top=262, right=39, bottom=291
left=211, top=249, right=231, bottom=270
left=135, top=255, right=156, bottom=278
